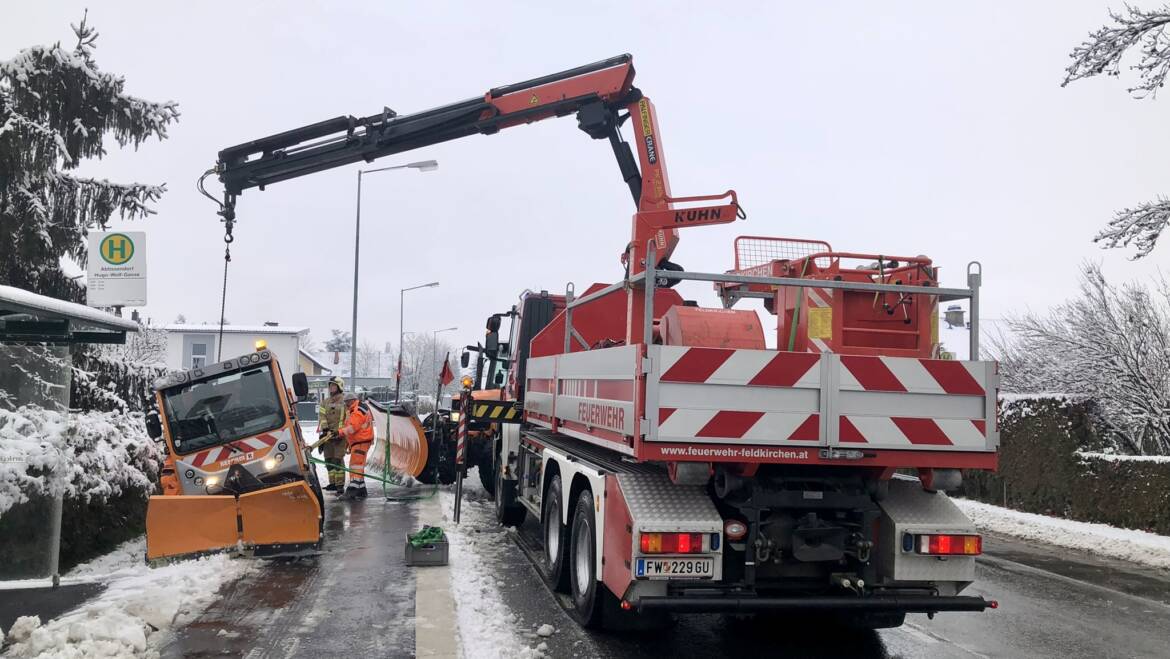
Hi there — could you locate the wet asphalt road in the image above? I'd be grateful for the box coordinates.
[162,492,418,659]
[463,484,1170,659]
[164,479,1170,659]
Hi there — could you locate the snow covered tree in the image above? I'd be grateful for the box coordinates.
[1063,5,1170,258]
[0,13,179,300]
[324,329,351,352]
[991,263,1170,455]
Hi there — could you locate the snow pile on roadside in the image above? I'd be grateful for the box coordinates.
[440,475,545,659]
[1075,450,1170,464]
[2,552,255,658]
[955,498,1170,570]
[65,537,147,580]
[0,406,161,515]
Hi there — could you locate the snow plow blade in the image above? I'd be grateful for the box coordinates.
[145,494,239,562]
[238,481,322,553]
[368,402,429,479]
[146,482,322,562]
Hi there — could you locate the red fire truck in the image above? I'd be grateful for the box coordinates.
[212,54,996,629]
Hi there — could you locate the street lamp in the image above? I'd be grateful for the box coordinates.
[397,282,440,401]
[349,160,438,391]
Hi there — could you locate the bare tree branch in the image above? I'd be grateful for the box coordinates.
[1094,196,1170,258]
[1063,5,1170,98]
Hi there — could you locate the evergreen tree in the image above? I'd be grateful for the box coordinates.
[0,12,179,300]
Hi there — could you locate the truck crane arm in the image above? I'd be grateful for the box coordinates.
[213,54,741,272]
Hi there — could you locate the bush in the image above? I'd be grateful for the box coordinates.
[962,395,1170,535]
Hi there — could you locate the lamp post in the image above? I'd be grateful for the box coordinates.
[397,282,439,401]
[349,160,438,392]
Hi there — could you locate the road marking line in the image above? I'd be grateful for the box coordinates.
[414,494,460,658]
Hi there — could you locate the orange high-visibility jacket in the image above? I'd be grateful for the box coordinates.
[339,400,375,447]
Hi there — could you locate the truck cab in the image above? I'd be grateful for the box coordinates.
[144,345,323,562]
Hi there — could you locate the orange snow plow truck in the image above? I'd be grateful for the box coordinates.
[143,345,324,562]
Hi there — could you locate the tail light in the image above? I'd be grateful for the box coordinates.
[914,533,981,556]
[640,532,704,554]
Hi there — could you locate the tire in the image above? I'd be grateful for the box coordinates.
[542,475,570,592]
[494,462,527,527]
[567,488,619,628]
[478,441,497,496]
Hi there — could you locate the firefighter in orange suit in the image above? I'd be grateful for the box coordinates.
[338,393,374,500]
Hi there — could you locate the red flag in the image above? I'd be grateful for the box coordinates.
[439,353,455,386]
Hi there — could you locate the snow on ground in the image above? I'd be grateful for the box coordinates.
[2,547,256,658]
[439,469,546,659]
[1075,450,1170,464]
[954,498,1170,570]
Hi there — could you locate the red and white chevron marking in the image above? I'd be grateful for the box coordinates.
[659,347,821,387]
[657,408,820,443]
[189,433,279,468]
[840,416,987,448]
[839,355,985,395]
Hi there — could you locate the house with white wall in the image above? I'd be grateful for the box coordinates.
[162,324,307,386]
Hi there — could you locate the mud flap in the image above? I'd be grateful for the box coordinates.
[238,481,322,549]
[146,494,239,562]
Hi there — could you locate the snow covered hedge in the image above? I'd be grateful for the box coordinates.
[962,396,1170,535]
[0,405,163,575]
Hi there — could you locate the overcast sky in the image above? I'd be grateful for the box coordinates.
[5,2,1168,355]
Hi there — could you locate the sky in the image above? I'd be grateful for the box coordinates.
[4,1,1168,356]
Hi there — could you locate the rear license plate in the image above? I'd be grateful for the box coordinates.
[635,556,713,579]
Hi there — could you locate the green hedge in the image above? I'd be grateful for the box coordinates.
[0,488,148,578]
[962,396,1170,535]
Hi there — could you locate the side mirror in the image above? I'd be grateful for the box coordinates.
[292,372,309,398]
[494,372,504,386]
[460,351,470,368]
[145,410,163,441]
[484,330,499,354]
[486,315,502,332]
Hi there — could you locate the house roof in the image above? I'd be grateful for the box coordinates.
[299,348,331,371]
[162,324,308,335]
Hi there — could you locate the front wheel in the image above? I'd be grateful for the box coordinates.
[494,460,527,527]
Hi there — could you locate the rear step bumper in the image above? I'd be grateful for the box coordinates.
[636,595,994,613]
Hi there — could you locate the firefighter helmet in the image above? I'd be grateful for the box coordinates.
[329,376,345,391]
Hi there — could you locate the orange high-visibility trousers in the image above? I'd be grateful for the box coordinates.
[349,440,372,482]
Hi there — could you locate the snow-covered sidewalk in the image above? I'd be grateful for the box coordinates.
[1,538,254,658]
[438,473,549,659]
[954,498,1170,571]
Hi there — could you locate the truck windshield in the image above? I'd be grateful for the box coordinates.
[163,365,285,454]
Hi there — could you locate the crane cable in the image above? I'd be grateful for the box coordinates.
[198,168,234,360]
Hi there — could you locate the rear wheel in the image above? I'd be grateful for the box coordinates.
[567,488,619,628]
[494,458,527,527]
[542,475,570,592]
[478,440,497,496]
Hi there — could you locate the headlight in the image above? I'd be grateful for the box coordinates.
[449,412,461,422]
[184,469,195,479]
[264,458,277,470]
[194,476,204,486]
[275,453,285,462]
[205,476,219,487]
[277,442,288,451]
